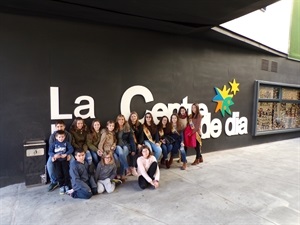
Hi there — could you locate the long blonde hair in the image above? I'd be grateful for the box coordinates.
[115,114,131,133]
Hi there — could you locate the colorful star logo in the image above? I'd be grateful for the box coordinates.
[229,79,240,95]
[213,79,240,117]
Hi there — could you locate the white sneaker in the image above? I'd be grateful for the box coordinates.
[64,186,70,193]
[59,187,65,195]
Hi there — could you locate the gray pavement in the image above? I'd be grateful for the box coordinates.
[1,138,299,225]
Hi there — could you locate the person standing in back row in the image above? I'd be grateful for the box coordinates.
[188,103,203,165]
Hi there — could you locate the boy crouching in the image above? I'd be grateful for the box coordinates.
[68,149,97,199]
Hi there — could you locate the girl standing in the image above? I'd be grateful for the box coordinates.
[188,103,203,165]
[178,106,189,134]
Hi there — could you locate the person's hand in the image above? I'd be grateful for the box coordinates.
[66,155,71,161]
[51,157,56,162]
[153,180,159,189]
[155,143,160,146]
[137,144,142,150]
[150,180,155,187]
[181,142,185,147]
[97,150,103,156]
[61,154,67,158]
[131,152,136,156]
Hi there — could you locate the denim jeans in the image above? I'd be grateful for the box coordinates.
[89,150,100,166]
[114,145,129,176]
[161,143,173,160]
[72,189,93,199]
[85,150,93,165]
[47,155,74,184]
[179,146,187,163]
[144,141,162,161]
[171,139,187,163]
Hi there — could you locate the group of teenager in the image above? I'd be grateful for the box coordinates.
[47,103,203,199]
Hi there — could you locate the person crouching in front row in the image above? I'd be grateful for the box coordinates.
[67,149,98,199]
[95,151,122,194]
[137,145,160,189]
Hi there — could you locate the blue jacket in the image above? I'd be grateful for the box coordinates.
[49,130,72,145]
[48,140,74,161]
[69,160,91,192]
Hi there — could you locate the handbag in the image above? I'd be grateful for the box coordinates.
[164,135,176,145]
[184,126,196,148]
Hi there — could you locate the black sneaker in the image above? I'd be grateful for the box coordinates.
[48,182,59,192]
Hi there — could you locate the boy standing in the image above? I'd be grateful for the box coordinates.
[67,149,97,199]
[48,130,73,195]
[47,120,72,192]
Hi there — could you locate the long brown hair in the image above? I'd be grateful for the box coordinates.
[128,111,141,127]
[178,106,188,119]
[143,112,157,134]
[89,119,101,142]
[157,116,171,134]
[170,114,181,132]
[70,117,88,132]
[140,145,153,159]
[191,103,201,119]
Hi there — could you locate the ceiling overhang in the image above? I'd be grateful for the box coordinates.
[0,0,279,36]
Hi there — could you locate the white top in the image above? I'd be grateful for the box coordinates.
[137,155,160,183]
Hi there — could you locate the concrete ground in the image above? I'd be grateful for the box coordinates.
[1,138,299,225]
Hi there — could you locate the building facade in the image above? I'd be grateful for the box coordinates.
[0,12,299,187]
